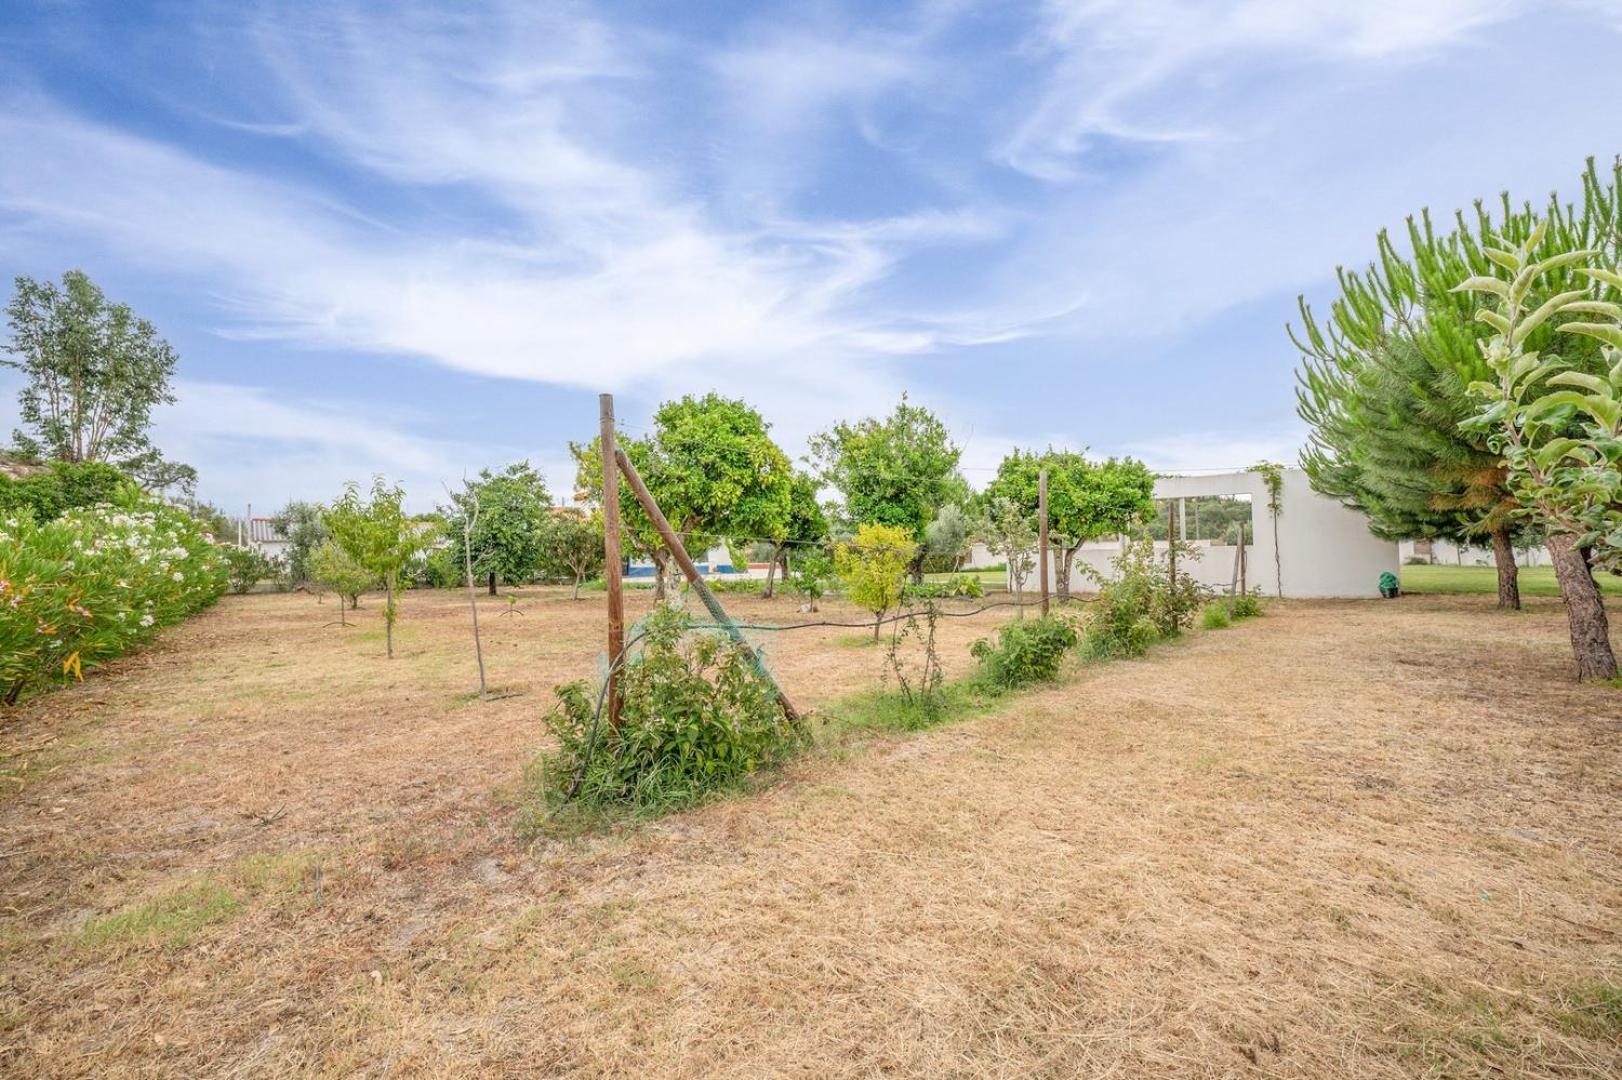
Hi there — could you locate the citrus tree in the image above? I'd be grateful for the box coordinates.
[835,523,915,640]
[441,462,551,595]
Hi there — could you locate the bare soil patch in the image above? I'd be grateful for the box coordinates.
[1,589,1619,1077]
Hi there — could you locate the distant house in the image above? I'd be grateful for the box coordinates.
[234,517,291,562]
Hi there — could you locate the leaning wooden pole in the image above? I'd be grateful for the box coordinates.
[614,447,802,725]
[599,394,626,730]
[1037,468,1050,617]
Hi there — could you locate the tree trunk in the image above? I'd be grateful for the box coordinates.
[763,542,783,598]
[487,571,497,596]
[572,574,582,601]
[385,579,396,659]
[873,613,882,641]
[1547,532,1617,681]
[1057,545,1076,600]
[909,548,926,585]
[651,550,669,603]
[1489,527,1521,611]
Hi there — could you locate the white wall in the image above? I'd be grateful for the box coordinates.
[1024,467,1398,599]
[1398,538,1549,567]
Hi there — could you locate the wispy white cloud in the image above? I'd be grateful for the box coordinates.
[1003,0,1524,179]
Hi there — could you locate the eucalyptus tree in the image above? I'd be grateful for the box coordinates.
[3,270,193,490]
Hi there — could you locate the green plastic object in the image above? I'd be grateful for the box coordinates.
[1379,571,1400,599]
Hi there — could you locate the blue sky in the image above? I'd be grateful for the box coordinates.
[4,0,1622,513]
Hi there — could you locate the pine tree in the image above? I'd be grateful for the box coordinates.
[1293,156,1621,610]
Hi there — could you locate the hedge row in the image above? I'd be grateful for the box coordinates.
[0,501,228,704]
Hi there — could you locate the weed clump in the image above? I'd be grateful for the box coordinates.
[970,615,1079,690]
[1080,537,1204,659]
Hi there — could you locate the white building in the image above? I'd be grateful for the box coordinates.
[1026,466,1399,599]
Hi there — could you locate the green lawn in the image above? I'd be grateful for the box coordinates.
[1400,563,1622,597]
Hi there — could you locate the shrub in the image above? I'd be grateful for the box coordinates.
[222,545,278,594]
[1081,537,1205,659]
[1201,602,1231,630]
[0,460,132,523]
[530,608,800,819]
[789,549,834,610]
[906,574,984,600]
[0,500,227,704]
[970,615,1079,690]
[836,523,915,639]
[1231,590,1263,619]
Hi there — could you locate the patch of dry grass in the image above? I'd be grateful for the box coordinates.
[1,587,1619,1076]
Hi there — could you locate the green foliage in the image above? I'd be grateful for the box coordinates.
[975,495,1036,599]
[922,504,972,571]
[1231,590,1264,619]
[531,607,799,819]
[905,574,984,600]
[983,449,1155,594]
[2,270,192,489]
[1201,603,1231,630]
[441,462,552,592]
[835,523,915,637]
[221,545,277,594]
[810,395,964,543]
[788,548,834,610]
[881,603,947,727]
[309,539,370,608]
[573,394,793,600]
[0,500,227,704]
[1293,159,1620,561]
[1456,228,1622,570]
[269,501,328,587]
[0,460,132,522]
[536,510,604,598]
[1080,537,1204,659]
[326,477,433,655]
[970,615,1079,690]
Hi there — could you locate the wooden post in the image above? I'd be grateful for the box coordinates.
[1037,469,1050,616]
[1239,520,1248,597]
[615,447,801,725]
[1167,499,1178,593]
[599,394,626,729]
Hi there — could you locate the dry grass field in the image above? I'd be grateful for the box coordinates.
[1,587,1620,1077]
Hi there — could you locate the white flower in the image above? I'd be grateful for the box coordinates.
[139,613,154,627]
[172,571,184,582]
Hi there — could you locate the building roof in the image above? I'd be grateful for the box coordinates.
[241,517,288,544]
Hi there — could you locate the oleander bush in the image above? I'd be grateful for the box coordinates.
[0,500,228,704]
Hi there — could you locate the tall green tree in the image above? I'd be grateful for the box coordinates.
[3,271,193,491]
[572,394,793,601]
[983,449,1155,599]
[975,494,1037,611]
[809,395,964,579]
[1292,157,1621,610]
[326,477,433,658]
[442,462,552,595]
